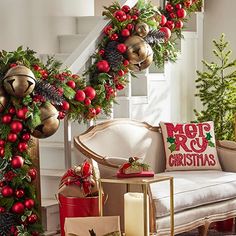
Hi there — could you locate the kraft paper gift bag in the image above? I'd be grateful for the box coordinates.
[64,216,121,236]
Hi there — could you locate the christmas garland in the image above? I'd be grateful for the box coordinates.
[0,0,202,235]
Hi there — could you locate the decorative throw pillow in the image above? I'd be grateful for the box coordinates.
[160,121,222,171]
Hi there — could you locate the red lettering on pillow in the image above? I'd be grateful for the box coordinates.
[175,134,191,152]
[165,123,184,137]
[190,137,208,153]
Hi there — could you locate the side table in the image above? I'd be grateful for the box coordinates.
[98,175,174,236]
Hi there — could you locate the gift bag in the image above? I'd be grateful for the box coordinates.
[64,216,121,236]
[58,161,101,236]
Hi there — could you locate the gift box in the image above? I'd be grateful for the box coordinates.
[64,216,121,236]
[58,161,101,236]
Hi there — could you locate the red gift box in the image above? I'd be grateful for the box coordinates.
[59,194,100,236]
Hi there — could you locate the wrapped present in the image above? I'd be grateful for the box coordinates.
[64,216,121,236]
[117,157,154,178]
[58,161,101,236]
[58,161,98,198]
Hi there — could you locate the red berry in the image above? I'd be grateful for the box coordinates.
[123,60,129,66]
[121,29,130,37]
[22,133,31,141]
[15,189,25,198]
[24,199,35,209]
[33,65,41,71]
[165,20,175,30]
[118,70,125,77]
[159,27,171,39]
[10,63,17,68]
[175,20,184,29]
[116,83,125,90]
[98,49,105,56]
[0,139,5,147]
[177,8,187,18]
[97,60,110,73]
[0,207,5,213]
[110,33,118,41]
[75,90,86,102]
[16,108,27,120]
[28,168,37,181]
[114,10,127,21]
[61,101,70,111]
[10,120,23,134]
[28,214,38,224]
[121,5,130,13]
[84,98,91,106]
[160,15,167,26]
[84,86,96,100]
[117,44,127,53]
[103,25,112,35]
[166,3,174,12]
[126,23,134,31]
[88,108,96,118]
[175,3,182,9]
[58,111,66,120]
[0,147,4,157]
[1,186,13,197]
[17,142,28,152]
[184,0,192,8]
[131,15,138,21]
[95,106,101,115]
[9,107,16,114]
[66,80,76,89]
[2,114,12,124]
[126,14,131,20]
[170,13,176,18]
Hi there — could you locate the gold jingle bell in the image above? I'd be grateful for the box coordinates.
[125,36,151,65]
[135,22,150,38]
[3,65,36,97]
[32,103,59,139]
[0,87,8,112]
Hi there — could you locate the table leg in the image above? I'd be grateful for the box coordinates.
[98,180,103,216]
[143,184,148,236]
[170,177,174,236]
[126,183,130,192]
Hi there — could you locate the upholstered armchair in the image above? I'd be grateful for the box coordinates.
[74,119,236,236]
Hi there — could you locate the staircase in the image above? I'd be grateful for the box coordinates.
[39,0,204,234]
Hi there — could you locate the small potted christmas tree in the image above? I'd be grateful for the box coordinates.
[194,34,236,141]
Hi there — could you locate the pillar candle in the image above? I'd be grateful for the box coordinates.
[124,192,149,236]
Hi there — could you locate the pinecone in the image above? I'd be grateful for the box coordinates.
[105,41,124,71]
[0,213,19,236]
[144,30,165,45]
[34,80,63,105]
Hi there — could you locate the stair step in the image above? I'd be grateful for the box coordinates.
[41,198,60,233]
[77,16,103,34]
[41,169,66,177]
[59,34,86,53]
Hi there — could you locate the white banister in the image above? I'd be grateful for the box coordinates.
[62,0,138,73]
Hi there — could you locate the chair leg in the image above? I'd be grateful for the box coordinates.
[198,222,210,236]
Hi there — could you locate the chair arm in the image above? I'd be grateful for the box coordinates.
[216,140,236,172]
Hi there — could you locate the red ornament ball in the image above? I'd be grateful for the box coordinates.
[117,43,127,53]
[110,33,118,41]
[10,120,23,134]
[88,108,96,118]
[103,25,112,35]
[58,111,66,120]
[7,133,18,142]
[15,189,25,198]
[12,202,25,214]
[123,60,129,66]
[11,156,24,169]
[121,29,130,37]
[175,3,182,9]
[121,5,130,13]
[126,23,134,31]
[131,15,138,21]
[22,133,31,141]
[1,186,13,197]
[97,60,110,73]
[170,13,176,19]
[17,142,28,152]
[160,15,167,26]
[9,107,16,114]
[0,139,5,147]
[166,3,174,12]
[84,86,96,100]
[84,98,91,106]
[16,108,27,120]
[61,101,70,111]
[2,114,12,124]
[24,199,35,209]
[0,147,5,157]
[0,206,5,213]
[160,27,172,39]
[175,20,184,29]
[177,8,187,18]
[165,20,175,30]
[114,10,127,21]
[66,80,76,89]
[75,90,86,102]
[28,168,37,181]
[95,106,101,115]
[28,214,38,224]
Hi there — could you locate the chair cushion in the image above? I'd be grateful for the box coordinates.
[151,171,236,217]
[159,121,221,171]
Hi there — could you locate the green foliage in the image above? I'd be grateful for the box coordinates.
[194,34,236,140]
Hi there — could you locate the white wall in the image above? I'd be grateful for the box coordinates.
[204,0,236,62]
[0,0,94,53]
